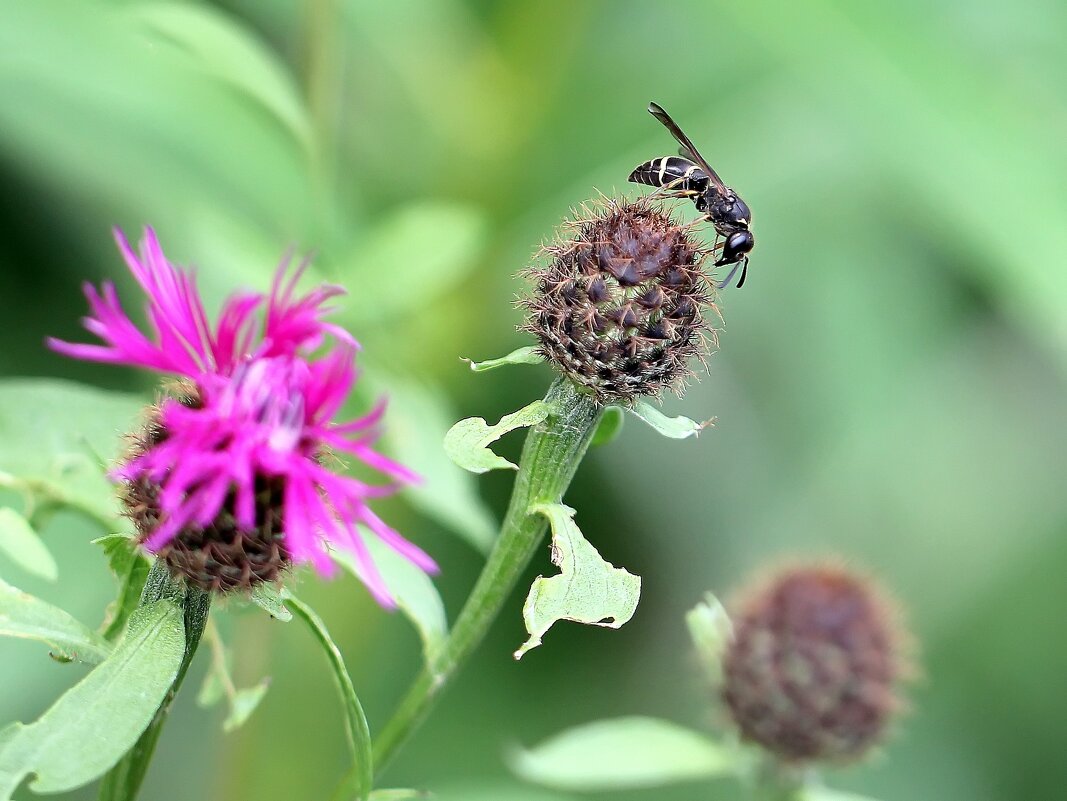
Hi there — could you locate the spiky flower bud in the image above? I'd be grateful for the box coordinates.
[721,562,911,763]
[522,198,717,404]
[121,390,290,594]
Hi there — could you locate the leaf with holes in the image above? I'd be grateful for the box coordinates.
[445,401,551,474]
[515,504,640,659]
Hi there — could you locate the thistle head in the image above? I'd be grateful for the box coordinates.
[522,198,718,404]
[721,561,912,764]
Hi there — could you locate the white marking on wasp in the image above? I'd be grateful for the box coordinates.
[657,156,668,184]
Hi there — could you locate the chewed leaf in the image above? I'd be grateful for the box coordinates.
[590,407,625,447]
[509,716,736,791]
[223,682,270,733]
[445,400,551,474]
[514,504,640,659]
[629,401,710,439]
[334,536,447,666]
[0,577,112,664]
[248,583,292,622]
[0,507,58,581]
[197,622,270,733]
[0,600,183,799]
[463,346,544,372]
[685,593,733,690]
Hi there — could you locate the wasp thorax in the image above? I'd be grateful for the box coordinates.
[721,563,911,764]
[522,199,717,404]
[121,389,291,594]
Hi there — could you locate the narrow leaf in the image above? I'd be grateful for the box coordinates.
[0,507,58,581]
[368,791,430,801]
[0,577,111,664]
[509,717,735,791]
[463,346,543,372]
[685,593,733,690]
[515,504,640,660]
[0,600,184,799]
[333,537,447,666]
[590,407,625,447]
[93,534,151,641]
[284,592,372,801]
[249,583,292,622]
[445,401,551,474]
[629,401,710,439]
[197,622,270,733]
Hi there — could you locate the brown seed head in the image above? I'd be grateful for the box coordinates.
[121,386,291,594]
[721,561,912,763]
[521,197,718,404]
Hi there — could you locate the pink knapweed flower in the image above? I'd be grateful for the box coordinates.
[49,227,435,603]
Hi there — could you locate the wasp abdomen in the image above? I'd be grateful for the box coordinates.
[628,156,709,194]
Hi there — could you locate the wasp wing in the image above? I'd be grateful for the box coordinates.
[648,101,727,192]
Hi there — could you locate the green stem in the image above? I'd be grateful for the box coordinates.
[369,378,602,779]
[97,560,211,801]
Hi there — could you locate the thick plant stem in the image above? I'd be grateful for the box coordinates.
[97,560,211,801]
[371,378,602,777]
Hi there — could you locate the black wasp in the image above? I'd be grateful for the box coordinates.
[629,102,754,288]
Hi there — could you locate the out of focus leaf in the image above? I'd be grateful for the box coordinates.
[445,401,551,474]
[0,380,143,526]
[509,716,735,791]
[686,593,733,691]
[431,785,576,801]
[628,401,708,440]
[334,537,447,666]
[463,346,543,372]
[374,374,496,552]
[368,791,428,801]
[337,203,488,323]
[249,583,292,622]
[798,786,881,801]
[284,592,372,801]
[0,508,57,582]
[0,600,183,799]
[514,504,640,659]
[590,407,625,447]
[128,3,313,154]
[0,577,112,665]
[197,623,270,733]
[92,534,150,642]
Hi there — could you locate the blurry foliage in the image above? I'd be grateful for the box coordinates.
[0,0,1065,800]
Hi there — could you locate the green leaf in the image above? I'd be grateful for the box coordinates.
[628,401,709,439]
[333,537,447,666]
[685,593,733,691]
[463,346,544,372]
[509,716,737,791]
[590,407,625,447]
[368,791,429,801]
[284,592,372,801]
[197,624,270,733]
[430,784,577,801]
[0,577,112,664]
[514,504,640,660]
[0,600,184,799]
[128,3,313,154]
[373,373,496,553]
[338,203,488,323]
[798,787,882,801]
[248,583,293,622]
[445,401,551,474]
[0,507,57,581]
[0,379,143,525]
[93,534,151,641]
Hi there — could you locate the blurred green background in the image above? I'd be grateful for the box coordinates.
[1,1,1066,799]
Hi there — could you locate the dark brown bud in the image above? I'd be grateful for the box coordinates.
[721,562,912,763]
[521,198,718,404]
[121,386,290,594]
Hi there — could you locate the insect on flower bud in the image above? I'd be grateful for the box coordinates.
[721,562,912,764]
[522,198,718,404]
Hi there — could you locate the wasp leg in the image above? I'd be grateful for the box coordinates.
[735,257,750,289]
[717,259,745,289]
